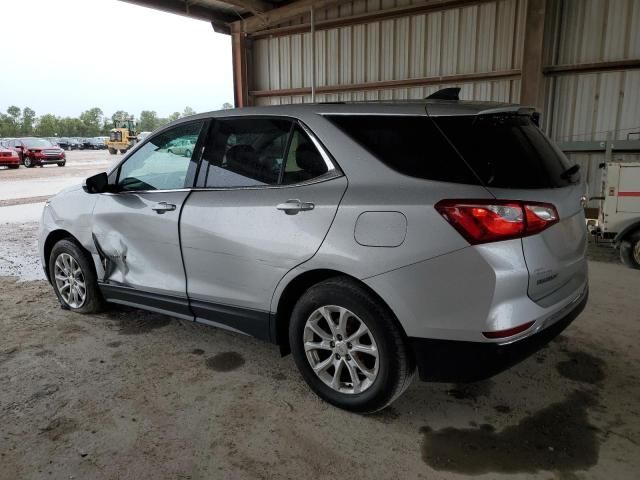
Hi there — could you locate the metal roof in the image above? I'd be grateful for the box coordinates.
[118,0,295,31]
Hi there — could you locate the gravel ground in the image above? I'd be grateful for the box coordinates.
[1,153,639,479]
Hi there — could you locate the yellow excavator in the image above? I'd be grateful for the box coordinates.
[106,118,137,155]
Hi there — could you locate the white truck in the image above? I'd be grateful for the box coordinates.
[594,161,640,268]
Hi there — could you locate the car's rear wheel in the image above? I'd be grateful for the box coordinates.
[108,148,117,155]
[23,157,34,168]
[185,149,192,158]
[57,162,65,167]
[289,277,415,413]
[620,229,640,269]
[49,239,104,314]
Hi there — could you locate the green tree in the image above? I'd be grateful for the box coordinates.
[139,110,160,131]
[22,107,36,135]
[167,112,181,122]
[58,117,85,137]
[111,110,130,124]
[79,107,103,136]
[36,114,59,137]
[182,106,196,117]
[6,106,21,136]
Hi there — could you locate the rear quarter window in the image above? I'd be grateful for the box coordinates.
[325,115,479,185]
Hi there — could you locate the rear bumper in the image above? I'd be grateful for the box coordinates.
[409,285,588,382]
[0,158,20,166]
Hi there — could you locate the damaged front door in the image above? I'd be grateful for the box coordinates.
[92,121,205,318]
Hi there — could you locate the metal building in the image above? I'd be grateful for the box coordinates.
[121,0,640,204]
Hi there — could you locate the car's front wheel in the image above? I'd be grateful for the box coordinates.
[23,157,34,168]
[289,277,415,413]
[57,162,66,167]
[49,239,104,313]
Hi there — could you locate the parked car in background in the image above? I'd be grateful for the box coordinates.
[0,142,21,169]
[68,138,83,150]
[39,97,588,413]
[8,137,65,167]
[166,136,197,157]
[86,137,106,150]
[57,138,70,150]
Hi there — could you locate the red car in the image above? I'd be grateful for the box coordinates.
[6,138,66,168]
[0,142,21,169]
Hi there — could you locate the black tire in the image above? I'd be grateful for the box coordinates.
[57,162,66,167]
[23,157,34,168]
[185,149,192,158]
[167,149,173,155]
[620,229,640,269]
[119,149,127,155]
[49,239,105,314]
[108,148,117,155]
[289,277,415,413]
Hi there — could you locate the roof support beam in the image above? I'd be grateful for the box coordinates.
[231,0,341,34]
[249,69,521,98]
[223,0,273,15]
[520,0,547,110]
[118,0,235,23]
[249,0,494,38]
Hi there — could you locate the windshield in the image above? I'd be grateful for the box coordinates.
[23,138,53,148]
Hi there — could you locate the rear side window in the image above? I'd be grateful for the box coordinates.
[326,115,478,185]
[433,114,572,189]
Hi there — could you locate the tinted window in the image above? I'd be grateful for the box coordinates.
[201,118,292,188]
[326,115,478,184]
[281,125,328,185]
[433,114,572,189]
[118,121,203,191]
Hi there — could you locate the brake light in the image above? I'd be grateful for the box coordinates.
[435,200,558,245]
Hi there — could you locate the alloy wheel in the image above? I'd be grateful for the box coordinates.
[54,253,87,309]
[303,305,379,394]
[634,240,640,265]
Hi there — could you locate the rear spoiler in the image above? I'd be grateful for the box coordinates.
[476,106,540,126]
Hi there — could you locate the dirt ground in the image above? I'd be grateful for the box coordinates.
[1,153,639,479]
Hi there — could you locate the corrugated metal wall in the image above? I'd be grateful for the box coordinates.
[547,0,640,142]
[252,0,527,105]
[249,0,640,205]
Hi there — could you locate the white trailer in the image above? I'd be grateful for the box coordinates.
[595,161,640,268]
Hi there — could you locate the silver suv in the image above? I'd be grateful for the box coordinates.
[39,96,588,413]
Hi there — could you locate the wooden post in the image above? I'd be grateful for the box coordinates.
[231,26,250,107]
[520,0,547,111]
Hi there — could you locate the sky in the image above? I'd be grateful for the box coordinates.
[0,0,234,119]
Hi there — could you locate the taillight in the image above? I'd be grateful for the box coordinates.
[435,200,558,245]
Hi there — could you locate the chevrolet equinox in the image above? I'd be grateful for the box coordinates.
[39,94,588,413]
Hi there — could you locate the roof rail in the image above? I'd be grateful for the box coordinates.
[426,87,461,101]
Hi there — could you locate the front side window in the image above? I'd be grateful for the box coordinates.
[117,122,203,192]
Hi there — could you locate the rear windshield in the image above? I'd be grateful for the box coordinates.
[432,114,572,189]
[327,113,572,189]
[326,115,478,184]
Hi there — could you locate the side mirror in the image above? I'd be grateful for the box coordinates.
[83,172,109,194]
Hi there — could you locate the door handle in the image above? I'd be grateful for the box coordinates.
[276,199,315,215]
[151,201,177,214]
